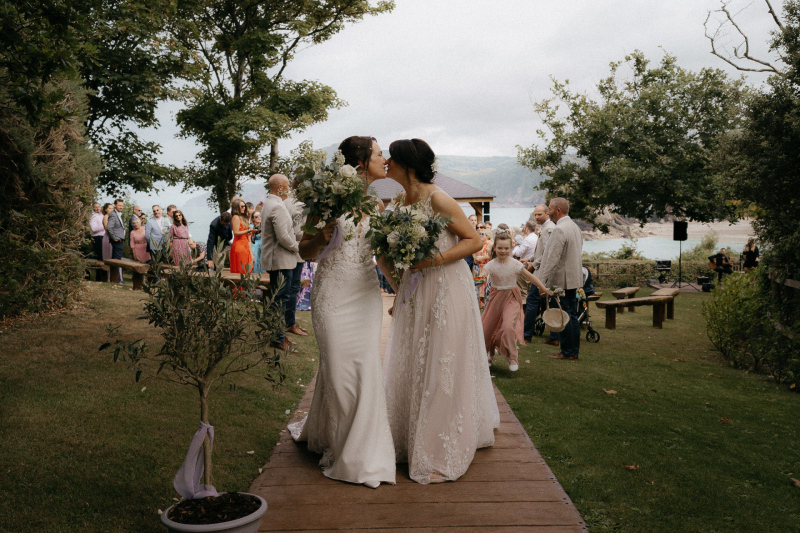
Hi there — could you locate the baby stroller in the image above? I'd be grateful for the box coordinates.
[531,267,600,343]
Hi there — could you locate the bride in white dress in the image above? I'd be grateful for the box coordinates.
[382,138,500,484]
[289,136,396,489]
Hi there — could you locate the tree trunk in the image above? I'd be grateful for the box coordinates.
[269,140,279,170]
[199,384,213,491]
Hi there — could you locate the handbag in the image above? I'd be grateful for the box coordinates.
[542,296,570,333]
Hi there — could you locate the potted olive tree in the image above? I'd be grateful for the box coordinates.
[101,248,286,532]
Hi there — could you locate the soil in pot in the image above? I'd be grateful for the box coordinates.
[168,492,261,525]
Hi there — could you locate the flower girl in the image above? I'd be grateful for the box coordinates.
[481,231,547,371]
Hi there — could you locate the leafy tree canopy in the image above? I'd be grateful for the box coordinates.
[517,51,747,229]
[174,0,394,211]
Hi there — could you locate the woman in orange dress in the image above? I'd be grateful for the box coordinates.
[472,223,493,309]
[229,198,255,273]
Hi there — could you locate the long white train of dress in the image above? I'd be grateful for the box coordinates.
[289,216,396,486]
[384,193,500,484]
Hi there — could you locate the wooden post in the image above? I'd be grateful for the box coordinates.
[605,307,616,330]
[110,266,119,283]
[628,295,636,313]
[653,303,665,328]
[666,298,675,320]
[132,272,144,291]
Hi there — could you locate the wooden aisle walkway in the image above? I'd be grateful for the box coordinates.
[250,295,587,532]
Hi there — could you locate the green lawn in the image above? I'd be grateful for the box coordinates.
[0,280,317,532]
[2,284,798,532]
[493,289,800,532]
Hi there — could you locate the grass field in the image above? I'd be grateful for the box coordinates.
[0,280,317,532]
[493,289,800,532]
[2,283,799,532]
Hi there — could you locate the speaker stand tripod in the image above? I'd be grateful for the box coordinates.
[671,240,697,290]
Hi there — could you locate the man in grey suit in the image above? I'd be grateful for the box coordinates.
[261,174,301,351]
[107,198,126,262]
[523,204,556,342]
[536,197,583,360]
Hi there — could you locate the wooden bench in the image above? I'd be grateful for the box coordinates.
[611,286,640,313]
[104,258,151,290]
[85,259,110,282]
[650,288,680,320]
[595,295,674,329]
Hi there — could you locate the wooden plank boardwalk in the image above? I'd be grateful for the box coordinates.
[250,295,587,532]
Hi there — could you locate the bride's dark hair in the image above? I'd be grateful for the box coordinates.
[388,139,436,184]
[338,136,376,170]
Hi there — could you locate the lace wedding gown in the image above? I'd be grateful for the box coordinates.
[289,216,396,486]
[384,192,500,484]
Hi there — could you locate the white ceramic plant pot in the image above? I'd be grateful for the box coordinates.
[160,494,267,533]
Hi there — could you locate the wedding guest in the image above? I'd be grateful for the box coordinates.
[742,238,760,273]
[284,180,308,337]
[129,216,150,262]
[101,203,113,261]
[473,222,492,309]
[166,204,177,223]
[188,239,207,271]
[464,214,479,271]
[107,198,126,283]
[128,205,143,235]
[468,214,478,229]
[296,261,314,311]
[230,198,256,273]
[89,202,105,260]
[260,174,301,351]
[206,212,232,269]
[251,211,263,273]
[245,202,255,224]
[485,220,494,240]
[513,219,538,310]
[169,210,191,265]
[537,197,584,361]
[145,205,171,261]
[482,232,548,371]
[524,204,556,343]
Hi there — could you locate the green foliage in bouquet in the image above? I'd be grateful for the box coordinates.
[294,150,377,235]
[369,199,451,284]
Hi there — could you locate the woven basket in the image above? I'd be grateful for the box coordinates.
[542,297,570,332]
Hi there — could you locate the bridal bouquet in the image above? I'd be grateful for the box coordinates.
[295,150,376,235]
[369,199,451,286]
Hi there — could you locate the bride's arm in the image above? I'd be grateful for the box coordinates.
[409,192,482,272]
[376,256,399,293]
[299,218,337,260]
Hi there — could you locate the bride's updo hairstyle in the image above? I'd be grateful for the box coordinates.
[338,136,376,170]
[389,138,436,184]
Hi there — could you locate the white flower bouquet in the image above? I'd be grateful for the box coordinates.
[295,150,376,235]
[369,198,451,285]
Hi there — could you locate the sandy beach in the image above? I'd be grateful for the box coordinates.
[582,219,755,244]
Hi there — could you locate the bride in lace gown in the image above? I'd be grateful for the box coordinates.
[289,136,395,489]
[382,139,500,484]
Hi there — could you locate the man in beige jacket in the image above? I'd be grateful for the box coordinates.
[261,174,301,351]
[536,197,583,360]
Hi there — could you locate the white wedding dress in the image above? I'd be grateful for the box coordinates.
[289,216,396,486]
[384,192,500,484]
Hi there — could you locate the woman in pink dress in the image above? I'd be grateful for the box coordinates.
[129,216,150,262]
[169,210,191,265]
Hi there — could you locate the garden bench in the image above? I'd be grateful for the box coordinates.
[650,288,680,319]
[595,295,674,330]
[611,286,640,313]
[104,258,150,290]
[86,259,110,282]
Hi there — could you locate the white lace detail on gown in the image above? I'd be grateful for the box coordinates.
[288,216,396,485]
[383,193,500,484]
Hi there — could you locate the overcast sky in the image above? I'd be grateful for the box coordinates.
[145,0,783,166]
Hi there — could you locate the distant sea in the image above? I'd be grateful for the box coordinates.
[127,191,746,262]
